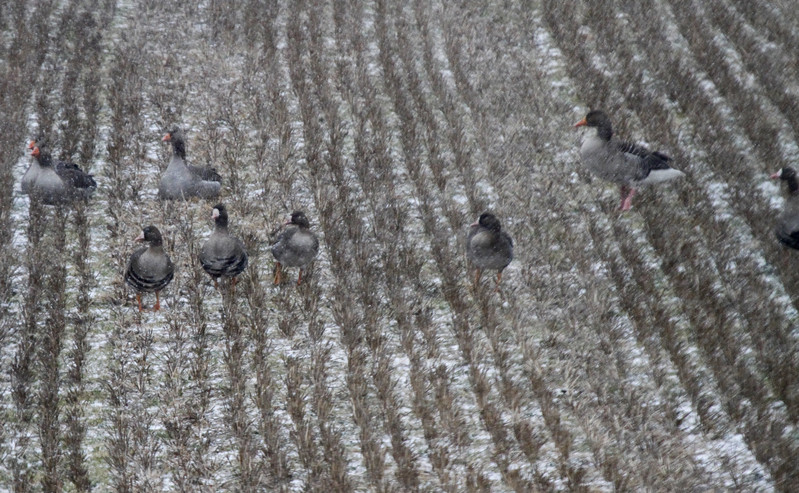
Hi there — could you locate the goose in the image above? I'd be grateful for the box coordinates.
[158,128,221,200]
[771,167,799,249]
[125,225,174,311]
[24,140,96,204]
[466,212,513,287]
[271,211,319,285]
[21,137,41,193]
[575,110,684,210]
[199,204,248,288]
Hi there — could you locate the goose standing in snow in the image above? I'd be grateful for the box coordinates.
[771,167,799,249]
[23,138,96,204]
[271,211,319,285]
[466,212,514,287]
[574,110,684,210]
[200,204,248,288]
[125,225,174,311]
[158,128,221,200]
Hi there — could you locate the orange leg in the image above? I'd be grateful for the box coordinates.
[136,293,143,312]
[495,271,503,292]
[213,277,219,289]
[297,268,303,285]
[154,291,161,311]
[473,267,482,286]
[274,262,282,285]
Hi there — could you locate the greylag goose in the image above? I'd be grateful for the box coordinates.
[24,140,96,204]
[466,212,513,287]
[21,137,41,193]
[574,110,684,210]
[125,225,174,311]
[771,167,799,249]
[200,204,248,288]
[271,211,319,285]
[158,128,221,200]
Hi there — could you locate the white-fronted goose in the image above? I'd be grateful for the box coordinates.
[200,204,248,288]
[125,225,174,311]
[271,211,319,285]
[575,110,684,210]
[158,128,221,200]
[466,212,513,287]
[771,167,799,249]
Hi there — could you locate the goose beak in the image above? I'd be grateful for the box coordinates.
[31,146,40,158]
[135,232,145,242]
[162,133,171,142]
[27,141,35,150]
[212,208,220,219]
[770,171,782,179]
[574,117,587,128]
[470,220,479,227]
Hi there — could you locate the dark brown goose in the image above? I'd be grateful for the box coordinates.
[466,212,513,287]
[771,167,799,249]
[200,204,248,288]
[271,211,319,285]
[125,225,174,311]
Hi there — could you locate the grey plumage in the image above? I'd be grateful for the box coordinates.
[771,167,799,249]
[23,139,96,204]
[466,212,513,286]
[125,225,174,311]
[271,211,319,284]
[158,128,221,200]
[200,204,248,286]
[575,110,684,210]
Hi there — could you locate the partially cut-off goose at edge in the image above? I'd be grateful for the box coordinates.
[574,110,685,211]
[158,128,221,200]
[466,212,513,289]
[771,167,799,249]
[200,204,249,289]
[125,225,175,311]
[271,211,319,285]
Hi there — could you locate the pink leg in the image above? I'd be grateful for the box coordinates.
[620,186,636,211]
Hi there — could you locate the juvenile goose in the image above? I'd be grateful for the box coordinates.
[125,225,174,311]
[200,204,248,288]
[158,128,221,200]
[771,167,799,249]
[466,212,514,287]
[575,110,684,210]
[25,140,96,204]
[271,211,319,285]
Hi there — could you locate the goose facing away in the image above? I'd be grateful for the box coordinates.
[771,167,799,249]
[200,204,248,288]
[466,212,513,287]
[158,128,221,200]
[125,225,174,311]
[574,110,684,210]
[271,211,319,285]
[24,140,96,204]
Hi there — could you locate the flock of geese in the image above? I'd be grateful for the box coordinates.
[18,110,799,310]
